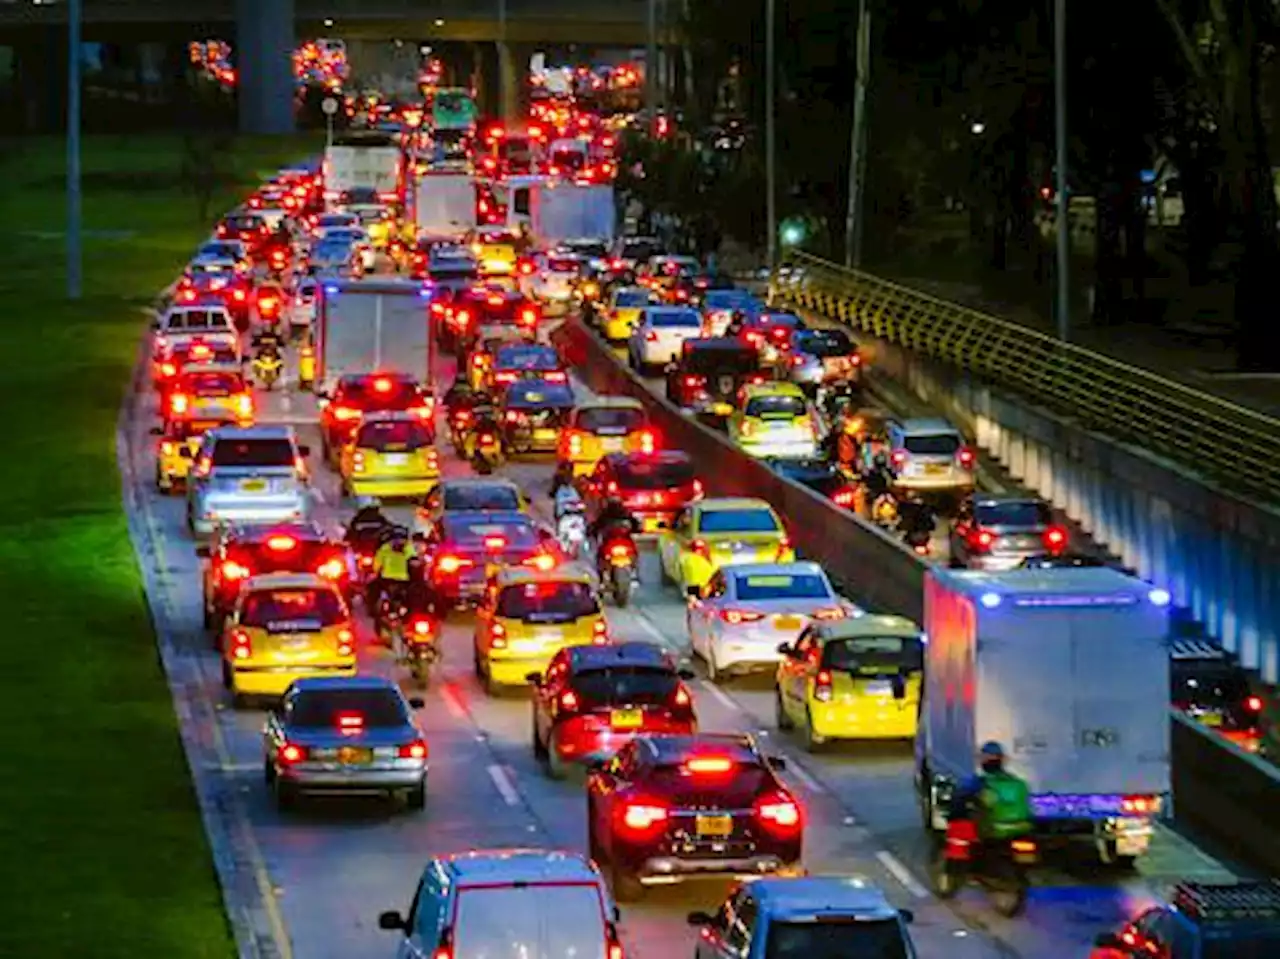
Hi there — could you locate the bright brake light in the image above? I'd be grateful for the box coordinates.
[968,529,995,551]
[685,756,733,774]
[620,802,669,832]
[435,554,473,574]
[399,740,428,760]
[1043,526,1067,550]
[1247,695,1264,712]
[755,793,802,830]
[1120,795,1161,816]
[316,558,345,580]
[637,428,657,454]
[331,406,361,422]
[170,393,189,414]
[277,742,306,764]
[957,447,976,469]
[720,609,764,625]
[890,450,908,468]
[265,534,296,551]
[373,376,393,393]
[336,711,363,730]
[482,535,507,550]
[230,629,252,659]
[221,560,251,580]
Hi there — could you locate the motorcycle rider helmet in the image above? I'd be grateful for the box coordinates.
[979,741,1005,771]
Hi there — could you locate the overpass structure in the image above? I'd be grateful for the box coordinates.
[2,0,671,132]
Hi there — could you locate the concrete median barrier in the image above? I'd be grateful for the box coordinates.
[553,315,1280,879]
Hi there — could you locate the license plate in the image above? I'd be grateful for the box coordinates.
[642,516,665,532]
[773,615,803,630]
[696,814,733,837]
[280,636,311,651]
[611,708,644,729]
[337,746,372,764]
[601,437,623,452]
[535,627,563,641]
[1199,712,1223,727]
[510,638,541,653]
[382,453,409,466]
[534,429,558,441]
[924,463,947,476]
[240,479,267,493]
[1115,834,1148,857]
[863,680,894,696]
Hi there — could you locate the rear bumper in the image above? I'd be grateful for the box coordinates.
[739,437,818,460]
[348,475,438,498]
[487,652,557,687]
[230,662,356,697]
[191,499,311,535]
[965,552,1037,571]
[810,705,917,740]
[893,475,973,493]
[280,764,427,793]
[635,853,801,884]
[554,718,694,762]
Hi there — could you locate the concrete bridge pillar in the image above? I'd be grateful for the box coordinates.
[236,0,295,134]
[497,41,517,122]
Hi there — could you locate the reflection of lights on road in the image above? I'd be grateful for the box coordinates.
[970,121,985,135]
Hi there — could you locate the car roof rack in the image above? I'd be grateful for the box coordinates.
[1172,881,1280,922]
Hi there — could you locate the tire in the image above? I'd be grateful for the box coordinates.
[532,713,548,760]
[274,779,298,812]
[803,709,826,752]
[775,688,794,731]
[545,730,569,780]
[610,566,630,608]
[405,780,427,811]
[221,659,233,690]
[410,657,430,690]
[930,855,960,900]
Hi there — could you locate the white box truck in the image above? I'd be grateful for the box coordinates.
[313,279,434,394]
[496,176,616,247]
[324,131,403,207]
[413,173,475,238]
[914,566,1172,864]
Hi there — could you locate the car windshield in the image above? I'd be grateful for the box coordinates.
[441,486,520,511]
[795,330,855,356]
[615,457,695,490]
[182,372,242,395]
[496,347,558,370]
[572,666,678,706]
[616,290,652,307]
[903,432,961,455]
[356,419,431,451]
[745,395,806,419]
[447,518,539,549]
[1171,661,1249,703]
[241,588,343,627]
[289,689,406,728]
[506,382,575,407]
[765,918,910,959]
[733,573,830,601]
[698,509,779,534]
[577,407,645,434]
[648,309,701,328]
[975,501,1051,527]
[822,635,924,674]
[211,438,295,468]
[496,580,598,620]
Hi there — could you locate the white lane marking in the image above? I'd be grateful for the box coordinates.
[875,850,929,899]
[440,682,468,720]
[698,680,739,713]
[631,608,680,651]
[780,756,826,795]
[487,763,522,807]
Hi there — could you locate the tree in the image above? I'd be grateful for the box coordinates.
[179,132,233,222]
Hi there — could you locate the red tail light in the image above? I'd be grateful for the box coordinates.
[637,429,658,454]
[754,792,802,831]
[159,362,177,377]
[592,620,609,643]
[398,739,428,760]
[720,608,765,625]
[265,534,296,552]
[221,560,251,580]
[170,393,189,414]
[891,450,908,468]
[336,711,363,731]
[957,447,975,469]
[544,371,567,383]
[813,669,833,702]
[672,684,692,710]
[230,629,252,660]
[336,628,354,657]
[685,756,734,774]
[690,539,710,559]
[412,618,436,638]
[608,542,635,561]
[195,454,212,478]
[776,535,792,559]
[454,309,471,327]
[495,372,518,386]
[519,307,538,325]
[968,528,995,552]
[489,621,507,649]
[1247,695,1264,712]
[812,607,846,620]
[944,818,979,860]
[331,405,361,422]
[277,742,306,764]
[832,487,857,507]
[619,801,669,833]
[178,289,197,303]
[558,689,579,712]
[232,288,246,302]
[482,535,507,550]
[644,330,658,342]
[691,479,704,499]
[316,557,345,580]
[1120,795,1161,816]
[682,374,706,389]
[1043,526,1067,551]
[434,554,473,575]
[914,543,930,556]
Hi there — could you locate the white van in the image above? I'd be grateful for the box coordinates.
[379,848,622,959]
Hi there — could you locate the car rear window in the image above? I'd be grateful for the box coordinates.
[686,346,759,375]
[168,310,229,330]
[577,407,645,434]
[506,382,575,407]
[182,372,243,395]
[572,665,678,705]
[795,330,855,356]
[744,395,806,419]
[697,508,780,534]
[648,309,701,328]
[441,486,520,511]
[497,346,558,370]
[975,501,1052,527]
[452,885,606,958]
[317,214,356,229]
[616,290,652,307]
[342,188,379,204]
[733,573,829,601]
[621,239,658,260]
[615,457,695,489]
[547,257,582,273]
[903,432,961,455]
[765,918,910,959]
[822,635,924,674]
[1171,661,1250,702]
[447,518,540,550]
[356,419,431,450]
[551,149,587,169]
[211,438,295,468]
[497,580,598,620]
[241,588,343,627]
[289,689,406,728]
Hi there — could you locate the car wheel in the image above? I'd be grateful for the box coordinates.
[610,862,645,902]
[532,711,548,760]
[274,779,297,812]
[220,659,232,690]
[775,688,794,731]
[202,597,215,630]
[484,669,503,697]
[658,553,673,585]
[263,759,275,785]
[406,780,427,811]
[706,647,723,684]
[803,709,826,753]
[232,692,251,710]
[546,731,569,780]
[473,647,484,679]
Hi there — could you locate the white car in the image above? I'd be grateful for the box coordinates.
[527,253,583,312]
[686,561,857,681]
[289,279,317,333]
[315,226,376,271]
[627,306,703,373]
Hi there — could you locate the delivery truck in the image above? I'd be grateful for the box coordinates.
[914,566,1172,865]
[495,176,616,246]
[324,131,403,207]
[313,279,434,394]
[413,173,476,237]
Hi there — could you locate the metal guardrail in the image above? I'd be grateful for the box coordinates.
[771,250,1280,505]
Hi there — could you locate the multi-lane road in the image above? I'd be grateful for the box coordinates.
[120,283,1239,958]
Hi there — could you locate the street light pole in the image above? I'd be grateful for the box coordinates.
[1053,0,1070,340]
[498,0,509,120]
[66,0,83,300]
[765,0,777,268]
[843,0,871,268]
[646,0,658,131]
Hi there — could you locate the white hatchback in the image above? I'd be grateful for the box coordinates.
[628,306,703,373]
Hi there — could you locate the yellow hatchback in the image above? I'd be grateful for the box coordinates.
[658,497,794,593]
[154,418,230,494]
[557,397,656,477]
[603,286,656,342]
[775,615,924,751]
[473,564,608,695]
[339,411,440,500]
[727,381,818,460]
[470,227,521,275]
[221,573,357,706]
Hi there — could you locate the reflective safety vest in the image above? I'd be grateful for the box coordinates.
[373,542,413,581]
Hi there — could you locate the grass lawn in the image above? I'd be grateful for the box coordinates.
[0,133,319,957]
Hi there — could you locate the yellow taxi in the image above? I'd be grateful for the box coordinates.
[469,226,521,275]
[167,364,254,428]
[473,564,608,695]
[602,286,657,342]
[221,573,357,705]
[775,615,923,750]
[658,497,794,593]
[726,381,818,460]
[557,397,656,477]
[339,411,440,499]
[153,418,232,494]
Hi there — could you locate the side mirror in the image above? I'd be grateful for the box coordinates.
[407,696,425,709]
[776,641,793,656]
[686,911,714,926]
[149,426,164,436]
[525,671,542,685]
[767,755,787,770]
[297,444,311,457]
[677,668,696,680]
[194,545,211,559]
[899,908,914,923]
[377,910,406,931]
[685,585,701,601]
[1094,933,1123,949]
[612,905,621,922]
[179,447,196,459]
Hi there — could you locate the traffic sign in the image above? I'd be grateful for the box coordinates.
[322,97,339,116]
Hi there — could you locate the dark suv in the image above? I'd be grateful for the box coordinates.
[666,337,763,416]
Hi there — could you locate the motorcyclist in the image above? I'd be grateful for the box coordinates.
[548,461,575,501]
[370,525,416,614]
[589,496,639,542]
[949,742,1034,845]
[462,392,500,460]
[346,498,390,546]
[897,493,937,542]
[862,450,895,503]
[251,325,284,358]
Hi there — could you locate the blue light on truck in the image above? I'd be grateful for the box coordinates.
[1148,588,1171,607]
[979,592,1002,609]
[324,284,339,295]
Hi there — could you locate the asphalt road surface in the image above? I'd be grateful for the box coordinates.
[121,305,1238,959]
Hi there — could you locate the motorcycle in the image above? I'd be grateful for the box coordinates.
[448,408,473,456]
[400,614,441,689]
[557,508,587,559]
[470,425,504,475]
[253,347,284,391]
[598,531,638,607]
[905,528,932,556]
[375,583,411,647]
[871,492,899,528]
[931,820,1036,917]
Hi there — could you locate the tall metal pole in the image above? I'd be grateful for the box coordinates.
[1053,0,1070,340]
[765,0,777,268]
[843,0,870,268]
[66,0,83,300]
[498,0,509,120]
[646,0,658,131]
